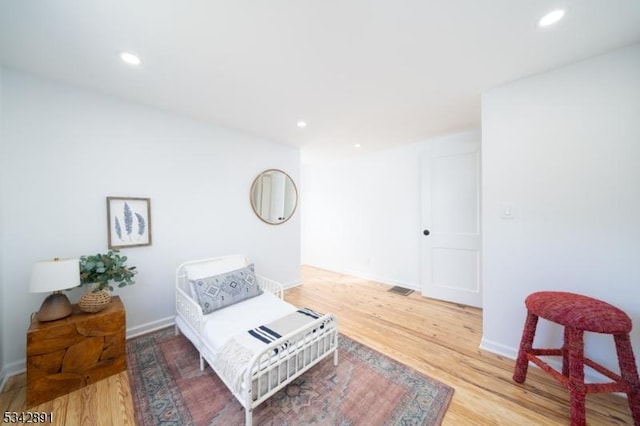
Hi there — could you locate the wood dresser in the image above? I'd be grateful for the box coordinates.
[26,296,126,408]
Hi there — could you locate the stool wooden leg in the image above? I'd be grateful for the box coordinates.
[613,334,640,425]
[513,312,538,383]
[567,327,586,426]
[562,326,570,377]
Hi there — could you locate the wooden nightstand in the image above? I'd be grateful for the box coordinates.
[26,296,126,408]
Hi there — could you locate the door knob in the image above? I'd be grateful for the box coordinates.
[423,229,430,236]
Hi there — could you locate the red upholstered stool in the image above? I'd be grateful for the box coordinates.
[513,291,640,426]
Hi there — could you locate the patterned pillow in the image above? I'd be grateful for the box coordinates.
[190,264,263,314]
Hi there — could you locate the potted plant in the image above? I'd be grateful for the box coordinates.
[78,249,137,312]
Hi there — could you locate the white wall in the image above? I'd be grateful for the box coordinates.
[301,130,480,289]
[0,66,5,387]
[0,69,301,372]
[481,44,640,372]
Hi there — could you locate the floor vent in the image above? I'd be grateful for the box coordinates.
[388,286,414,296]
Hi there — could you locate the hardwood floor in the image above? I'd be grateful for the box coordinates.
[0,371,134,426]
[287,267,634,426]
[1,265,634,425]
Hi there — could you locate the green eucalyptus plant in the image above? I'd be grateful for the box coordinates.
[79,249,137,291]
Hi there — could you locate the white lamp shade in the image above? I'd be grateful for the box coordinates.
[29,258,81,293]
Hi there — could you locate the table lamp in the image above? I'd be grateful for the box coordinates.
[30,257,80,322]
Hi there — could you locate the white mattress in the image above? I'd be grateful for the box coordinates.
[201,291,297,352]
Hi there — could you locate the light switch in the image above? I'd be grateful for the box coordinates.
[501,202,515,219]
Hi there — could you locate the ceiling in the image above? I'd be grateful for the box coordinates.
[1,1,639,162]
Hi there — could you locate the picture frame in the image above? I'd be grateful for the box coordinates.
[107,197,152,249]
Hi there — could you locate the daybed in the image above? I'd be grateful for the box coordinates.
[175,255,338,426]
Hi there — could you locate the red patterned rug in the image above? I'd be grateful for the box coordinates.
[127,327,453,425]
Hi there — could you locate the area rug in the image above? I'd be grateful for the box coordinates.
[127,327,453,425]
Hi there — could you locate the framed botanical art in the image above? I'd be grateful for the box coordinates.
[107,197,152,249]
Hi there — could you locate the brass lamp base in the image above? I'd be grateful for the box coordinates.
[36,291,73,322]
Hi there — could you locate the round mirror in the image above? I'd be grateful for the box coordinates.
[250,169,298,225]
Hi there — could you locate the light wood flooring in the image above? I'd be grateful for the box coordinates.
[1,265,634,425]
[291,267,634,425]
[0,371,134,426]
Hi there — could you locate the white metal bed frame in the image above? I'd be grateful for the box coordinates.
[175,256,339,426]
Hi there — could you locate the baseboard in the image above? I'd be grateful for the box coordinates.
[479,337,519,359]
[0,316,178,392]
[283,279,301,290]
[303,263,420,291]
[348,270,420,291]
[0,359,27,393]
[479,337,618,386]
[126,316,176,339]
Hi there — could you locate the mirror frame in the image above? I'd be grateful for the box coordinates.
[249,169,298,225]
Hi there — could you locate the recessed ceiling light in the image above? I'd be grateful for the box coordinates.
[120,52,141,66]
[354,144,361,148]
[297,121,307,128]
[538,9,565,27]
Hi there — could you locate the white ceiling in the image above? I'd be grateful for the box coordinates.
[1,1,639,162]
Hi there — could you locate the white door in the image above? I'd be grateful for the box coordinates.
[421,139,481,307]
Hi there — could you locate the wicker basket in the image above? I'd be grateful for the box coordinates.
[78,289,112,313]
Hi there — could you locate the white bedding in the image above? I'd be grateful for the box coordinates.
[201,291,297,352]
